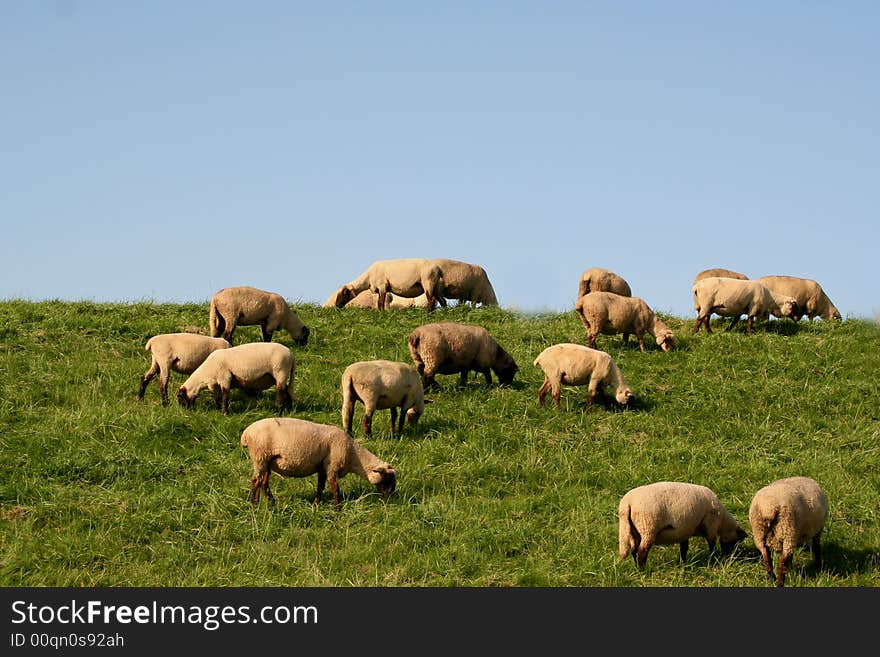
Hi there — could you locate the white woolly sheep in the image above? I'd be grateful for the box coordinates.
[177,341,294,415]
[341,360,425,437]
[240,417,397,509]
[574,291,675,352]
[692,276,799,335]
[332,258,445,310]
[692,268,749,286]
[577,267,632,299]
[430,258,499,307]
[137,333,231,405]
[533,343,633,409]
[324,288,431,309]
[748,476,829,587]
[408,322,519,390]
[618,481,747,569]
[756,275,842,321]
[209,286,310,345]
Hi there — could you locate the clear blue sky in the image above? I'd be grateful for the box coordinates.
[2,2,877,318]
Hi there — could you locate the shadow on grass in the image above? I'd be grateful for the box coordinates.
[729,541,878,582]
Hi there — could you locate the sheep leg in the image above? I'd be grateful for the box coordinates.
[587,332,598,349]
[725,315,739,331]
[377,290,388,310]
[137,363,159,401]
[537,379,552,407]
[250,473,262,504]
[757,541,774,581]
[314,471,326,504]
[329,474,341,509]
[390,407,399,436]
[777,551,793,588]
[679,540,689,563]
[222,320,237,344]
[746,316,754,335]
[459,370,469,387]
[396,407,406,436]
[220,387,230,415]
[811,534,822,570]
[362,407,374,437]
[637,334,646,352]
[622,332,630,347]
[158,366,171,406]
[260,323,273,342]
[277,383,292,414]
[261,470,274,505]
[636,539,653,569]
[482,369,493,386]
[211,385,222,409]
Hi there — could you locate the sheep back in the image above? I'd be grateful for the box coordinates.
[408,321,518,387]
[693,268,749,286]
[756,275,841,321]
[431,258,499,306]
[618,481,745,568]
[577,267,632,299]
[748,476,828,586]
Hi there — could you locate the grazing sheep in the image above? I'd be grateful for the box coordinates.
[430,258,499,307]
[756,275,842,321]
[332,258,445,310]
[574,291,675,352]
[341,360,425,437]
[136,333,232,405]
[408,322,519,390]
[577,267,632,299]
[692,277,799,335]
[618,481,747,569]
[177,341,294,415]
[749,476,829,587]
[533,343,633,409]
[240,417,397,509]
[693,268,749,286]
[209,286,310,345]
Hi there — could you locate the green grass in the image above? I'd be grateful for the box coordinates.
[1,300,878,586]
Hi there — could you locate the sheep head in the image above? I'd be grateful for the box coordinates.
[493,348,519,387]
[778,296,799,319]
[334,286,356,308]
[367,463,397,495]
[177,386,194,409]
[721,526,748,555]
[616,387,634,408]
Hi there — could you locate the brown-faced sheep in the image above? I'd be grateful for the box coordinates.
[332,258,445,310]
[209,286,310,345]
[408,322,519,390]
[533,343,633,409]
[618,481,747,569]
[430,258,498,307]
[692,277,799,335]
[341,360,425,437]
[577,267,632,299]
[574,291,675,352]
[177,341,294,415]
[692,268,749,286]
[756,275,842,321]
[137,333,231,405]
[749,476,829,587]
[241,417,397,510]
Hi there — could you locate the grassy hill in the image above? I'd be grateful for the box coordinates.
[1,300,878,586]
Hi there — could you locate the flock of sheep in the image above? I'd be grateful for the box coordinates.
[136,257,842,587]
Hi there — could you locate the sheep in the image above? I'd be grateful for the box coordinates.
[692,268,749,286]
[430,258,499,307]
[618,481,747,569]
[407,321,519,390]
[240,417,397,509]
[576,267,632,299]
[323,288,432,309]
[332,258,446,310]
[341,360,425,437]
[748,476,829,587]
[136,333,232,405]
[209,286,310,345]
[574,291,675,352]
[692,276,799,335]
[176,341,294,415]
[533,343,633,409]
[756,275,842,321]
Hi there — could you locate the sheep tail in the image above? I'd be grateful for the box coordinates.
[341,371,356,434]
[145,336,155,351]
[240,428,250,447]
[209,300,226,338]
[618,503,636,561]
